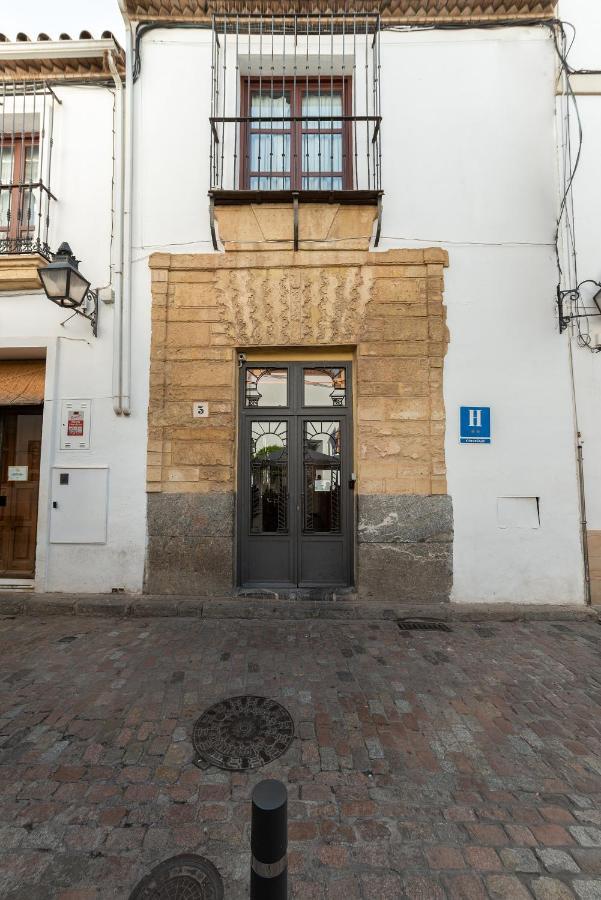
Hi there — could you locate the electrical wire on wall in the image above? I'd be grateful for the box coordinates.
[552,20,601,352]
[131,13,599,348]
[386,16,598,351]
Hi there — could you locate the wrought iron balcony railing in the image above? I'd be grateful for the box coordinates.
[209,13,382,200]
[0,80,59,260]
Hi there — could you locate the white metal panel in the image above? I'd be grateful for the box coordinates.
[49,467,108,544]
[497,497,540,529]
[60,399,91,450]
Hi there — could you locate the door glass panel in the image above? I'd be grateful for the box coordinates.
[250,421,288,533]
[14,414,42,480]
[303,420,341,533]
[250,90,291,129]
[21,145,39,232]
[302,92,343,129]
[304,367,346,407]
[246,367,288,407]
[0,147,13,229]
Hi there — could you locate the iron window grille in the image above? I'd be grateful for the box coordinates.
[0,80,58,260]
[209,13,382,198]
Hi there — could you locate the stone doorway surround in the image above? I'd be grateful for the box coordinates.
[146,202,452,602]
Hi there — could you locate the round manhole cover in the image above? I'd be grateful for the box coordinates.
[129,854,223,900]
[192,695,294,771]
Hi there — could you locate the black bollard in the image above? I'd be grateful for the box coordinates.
[251,779,288,899]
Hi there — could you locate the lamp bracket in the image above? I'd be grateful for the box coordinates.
[557,280,601,335]
[64,290,98,336]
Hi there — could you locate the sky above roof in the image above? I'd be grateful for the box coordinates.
[2,0,125,42]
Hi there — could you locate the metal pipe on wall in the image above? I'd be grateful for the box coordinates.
[107,49,125,417]
[116,1,135,417]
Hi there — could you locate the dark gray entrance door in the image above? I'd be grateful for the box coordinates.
[238,362,353,588]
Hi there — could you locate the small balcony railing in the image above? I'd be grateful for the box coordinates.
[209,13,382,201]
[0,80,59,260]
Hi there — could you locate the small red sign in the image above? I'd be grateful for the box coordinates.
[67,412,84,437]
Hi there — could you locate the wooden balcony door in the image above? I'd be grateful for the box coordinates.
[0,406,43,578]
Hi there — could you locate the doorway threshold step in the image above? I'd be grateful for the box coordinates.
[236,588,358,602]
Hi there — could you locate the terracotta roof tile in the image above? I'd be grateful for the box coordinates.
[0,33,125,82]
[123,0,557,23]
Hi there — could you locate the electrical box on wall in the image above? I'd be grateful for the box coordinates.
[60,400,91,450]
[49,466,108,544]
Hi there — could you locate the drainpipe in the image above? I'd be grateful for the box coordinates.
[107,49,125,416]
[115,3,135,416]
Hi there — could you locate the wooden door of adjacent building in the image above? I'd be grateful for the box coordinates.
[0,406,43,578]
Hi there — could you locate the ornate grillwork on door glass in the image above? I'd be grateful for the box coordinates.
[250,421,288,533]
[245,367,288,407]
[303,420,341,533]
[304,367,346,406]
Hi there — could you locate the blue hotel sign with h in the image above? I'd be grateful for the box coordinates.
[460,406,491,444]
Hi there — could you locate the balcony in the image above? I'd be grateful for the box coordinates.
[208,13,382,248]
[0,80,58,288]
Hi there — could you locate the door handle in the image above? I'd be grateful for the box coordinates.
[52,501,58,509]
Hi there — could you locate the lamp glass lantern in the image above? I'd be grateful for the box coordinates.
[38,242,91,309]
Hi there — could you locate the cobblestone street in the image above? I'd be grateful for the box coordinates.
[1,613,601,899]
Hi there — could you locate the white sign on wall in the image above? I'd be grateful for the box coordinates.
[7,466,28,482]
[60,400,91,450]
[192,401,209,419]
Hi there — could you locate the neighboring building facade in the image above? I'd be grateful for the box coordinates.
[0,35,147,592]
[557,1,601,605]
[1,1,598,605]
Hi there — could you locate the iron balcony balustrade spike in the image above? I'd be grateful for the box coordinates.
[0,79,59,258]
[0,236,52,259]
[557,280,601,338]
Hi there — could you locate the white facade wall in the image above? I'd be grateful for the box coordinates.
[558,1,601,543]
[133,23,585,604]
[0,84,147,592]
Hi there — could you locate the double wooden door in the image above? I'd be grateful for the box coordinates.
[238,363,353,589]
[0,406,42,578]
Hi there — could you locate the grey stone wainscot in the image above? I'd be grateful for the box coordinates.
[357,494,453,602]
[145,492,234,595]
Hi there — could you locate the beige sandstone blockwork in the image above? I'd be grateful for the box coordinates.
[214,203,378,251]
[148,205,449,498]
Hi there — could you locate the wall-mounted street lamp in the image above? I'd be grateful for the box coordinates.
[37,242,99,336]
[557,280,601,341]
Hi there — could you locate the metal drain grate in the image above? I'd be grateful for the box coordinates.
[129,854,223,900]
[192,695,294,771]
[397,620,451,632]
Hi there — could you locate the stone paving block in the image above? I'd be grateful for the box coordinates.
[574,881,601,899]
[500,847,540,872]
[446,873,488,899]
[572,828,601,848]
[1,617,601,896]
[538,849,582,874]
[486,873,534,898]
[532,877,578,898]
[402,874,447,899]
